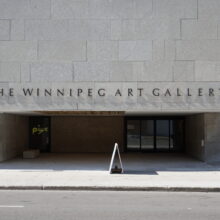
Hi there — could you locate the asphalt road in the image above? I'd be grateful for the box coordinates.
[0,190,220,220]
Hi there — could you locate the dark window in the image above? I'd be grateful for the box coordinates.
[156,120,170,151]
[127,120,140,151]
[126,117,184,152]
[141,120,154,150]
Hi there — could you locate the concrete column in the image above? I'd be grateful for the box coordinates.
[204,113,220,162]
[185,114,205,161]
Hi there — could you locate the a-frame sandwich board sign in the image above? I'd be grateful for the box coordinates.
[109,143,124,174]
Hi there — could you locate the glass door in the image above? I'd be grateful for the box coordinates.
[127,120,140,151]
[29,117,50,152]
[126,117,184,152]
[156,120,170,151]
[141,120,154,151]
[170,119,184,151]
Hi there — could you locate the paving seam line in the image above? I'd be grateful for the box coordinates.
[0,186,220,192]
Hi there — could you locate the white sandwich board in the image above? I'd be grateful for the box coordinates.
[109,143,124,174]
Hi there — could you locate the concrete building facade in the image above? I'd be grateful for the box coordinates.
[0,0,220,162]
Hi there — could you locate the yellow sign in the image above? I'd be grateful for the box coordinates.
[32,127,48,135]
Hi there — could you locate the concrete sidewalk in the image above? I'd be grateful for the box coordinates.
[0,153,220,192]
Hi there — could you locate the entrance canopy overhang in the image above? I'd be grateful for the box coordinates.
[1,110,220,117]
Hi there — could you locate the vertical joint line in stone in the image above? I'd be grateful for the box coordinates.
[24,20,26,41]
[197,0,199,19]
[217,24,219,39]
[192,60,195,81]
[152,0,154,12]
[87,0,89,13]
[9,19,12,41]
[117,40,119,61]
[72,63,74,81]
[133,0,136,14]
[108,65,110,81]
[163,40,165,60]
[85,40,88,62]
[28,63,31,82]
[151,40,153,61]
[110,19,113,40]
[37,41,39,61]
[50,0,52,19]
[152,40,154,60]
[171,61,174,82]
[164,40,167,60]
[19,63,21,83]
[174,40,177,61]
[30,63,32,82]
[179,19,182,40]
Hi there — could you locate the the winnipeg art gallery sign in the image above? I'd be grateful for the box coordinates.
[0,82,220,111]
[0,86,219,97]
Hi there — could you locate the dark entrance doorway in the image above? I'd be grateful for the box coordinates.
[126,117,184,152]
[29,117,51,152]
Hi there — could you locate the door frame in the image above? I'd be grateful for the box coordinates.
[125,116,185,153]
[29,116,51,152]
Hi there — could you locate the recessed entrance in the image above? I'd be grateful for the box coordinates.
[0,111,216,163]
[126,117,184,152]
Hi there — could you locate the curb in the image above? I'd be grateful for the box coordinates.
[0,186,220,192]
